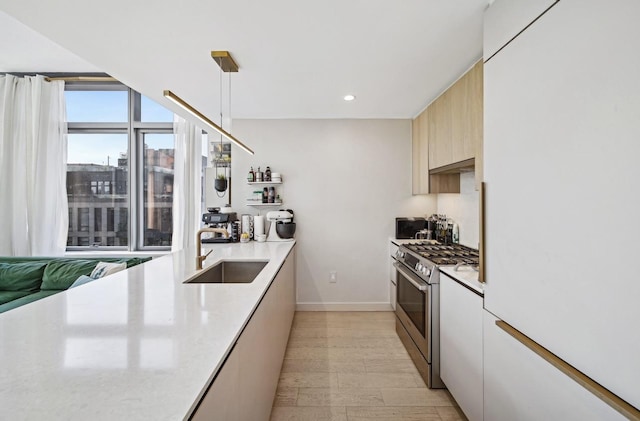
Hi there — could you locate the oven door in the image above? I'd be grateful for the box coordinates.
[394,262,431,361]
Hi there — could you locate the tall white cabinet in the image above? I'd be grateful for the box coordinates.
[483,0,640,415]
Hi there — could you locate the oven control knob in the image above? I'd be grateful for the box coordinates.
[416,263,422,272]
[425,268,431,276]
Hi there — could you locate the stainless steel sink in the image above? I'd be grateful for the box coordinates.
[185,261,268,284]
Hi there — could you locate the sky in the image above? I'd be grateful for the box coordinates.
[66,91,181,165]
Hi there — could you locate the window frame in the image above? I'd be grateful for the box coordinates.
[65,81,174,252]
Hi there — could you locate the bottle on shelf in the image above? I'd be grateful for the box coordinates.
[265,166,272,182]
[262,187,268,203]
[248,166,255,182]
[268,186,275,203]
[256,167,263,182]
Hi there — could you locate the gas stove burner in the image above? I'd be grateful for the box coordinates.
[404,243,479,266]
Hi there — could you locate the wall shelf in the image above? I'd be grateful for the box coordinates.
[247,181,282,185]
[245,202,283,207]
[247,172,283,207]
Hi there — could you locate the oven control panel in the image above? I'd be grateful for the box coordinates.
[415,263,431,277]
[397,248,434,282]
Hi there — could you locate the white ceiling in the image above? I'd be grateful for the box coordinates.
[0,1,485,120]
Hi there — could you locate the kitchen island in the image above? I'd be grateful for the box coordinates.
[0,241,296,420]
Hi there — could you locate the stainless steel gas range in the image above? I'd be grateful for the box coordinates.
[394,242,479,388]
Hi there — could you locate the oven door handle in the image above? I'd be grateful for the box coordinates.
[394,262,428,291]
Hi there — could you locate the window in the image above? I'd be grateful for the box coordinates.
[142,133,174,246]
[64,83,205,251]
[141,95,174,122]
[78,208,89,232]
[67,132,128,247]
[65,90,128,122]
[107,208,115,232]
[94,208,102,232]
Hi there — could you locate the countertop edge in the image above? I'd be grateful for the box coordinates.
[440,266,484,296]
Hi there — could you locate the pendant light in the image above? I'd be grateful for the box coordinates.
[163,51,254,155]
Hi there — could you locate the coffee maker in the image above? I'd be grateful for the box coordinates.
[202,208,239,243]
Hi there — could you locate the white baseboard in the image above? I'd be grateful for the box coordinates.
[296,302,393,312]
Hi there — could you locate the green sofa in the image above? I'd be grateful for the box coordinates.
[0,256,151,314]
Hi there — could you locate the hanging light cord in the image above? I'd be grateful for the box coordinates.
[215,64,227,198]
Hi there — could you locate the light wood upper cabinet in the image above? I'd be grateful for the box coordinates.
[428,90,453,169]
[428,60,483,171]
[452,61,483,164]
[412,115,429,194]
[412,60,482,194]
[412,117,420,194]
[412,101,459,194]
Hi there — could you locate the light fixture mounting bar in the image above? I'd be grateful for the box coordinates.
[211,51,239,72]
[163,90,254,155]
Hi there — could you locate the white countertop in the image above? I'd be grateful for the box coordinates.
[440,266,484,296]
[0,241,296,420]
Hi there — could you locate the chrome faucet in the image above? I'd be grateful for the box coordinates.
[196,227,229,270]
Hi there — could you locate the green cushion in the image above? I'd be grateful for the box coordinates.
[0,290,60,313]
[0,262,47,292]
[40,260,100,290]
[0,290,33,305]
[0,256,152,292]
[39,257,151,291]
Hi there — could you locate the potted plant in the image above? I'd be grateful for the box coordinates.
[214,174,228,192]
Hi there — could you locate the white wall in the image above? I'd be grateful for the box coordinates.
[227,119,437,309]
[437,171,479,248]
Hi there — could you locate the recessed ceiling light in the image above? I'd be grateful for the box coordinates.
[343,94,356,101]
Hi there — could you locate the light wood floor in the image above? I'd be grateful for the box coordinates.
[269,311,467,421]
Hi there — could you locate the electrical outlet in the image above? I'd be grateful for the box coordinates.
[329,271,337,283]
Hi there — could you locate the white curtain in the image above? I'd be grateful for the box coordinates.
[171,115,203,252]
[0,75,68,256]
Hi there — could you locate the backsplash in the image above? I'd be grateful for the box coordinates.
[437,171,479,248]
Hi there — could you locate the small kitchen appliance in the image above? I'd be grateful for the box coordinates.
[394,242,479,389]
[202,209,238,243]
[395,217,427,239]
[266,210,295,242]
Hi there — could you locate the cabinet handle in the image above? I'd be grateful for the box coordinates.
[393,263,428,291]
[496,320,640,420]
[479,182,486,283]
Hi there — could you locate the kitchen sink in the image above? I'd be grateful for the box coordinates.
[185,261,268,284]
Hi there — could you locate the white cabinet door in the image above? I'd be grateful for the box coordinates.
[484,0,558,60]
[440,274,483,421]
[484,0,640,407]
[483,311,624,421]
